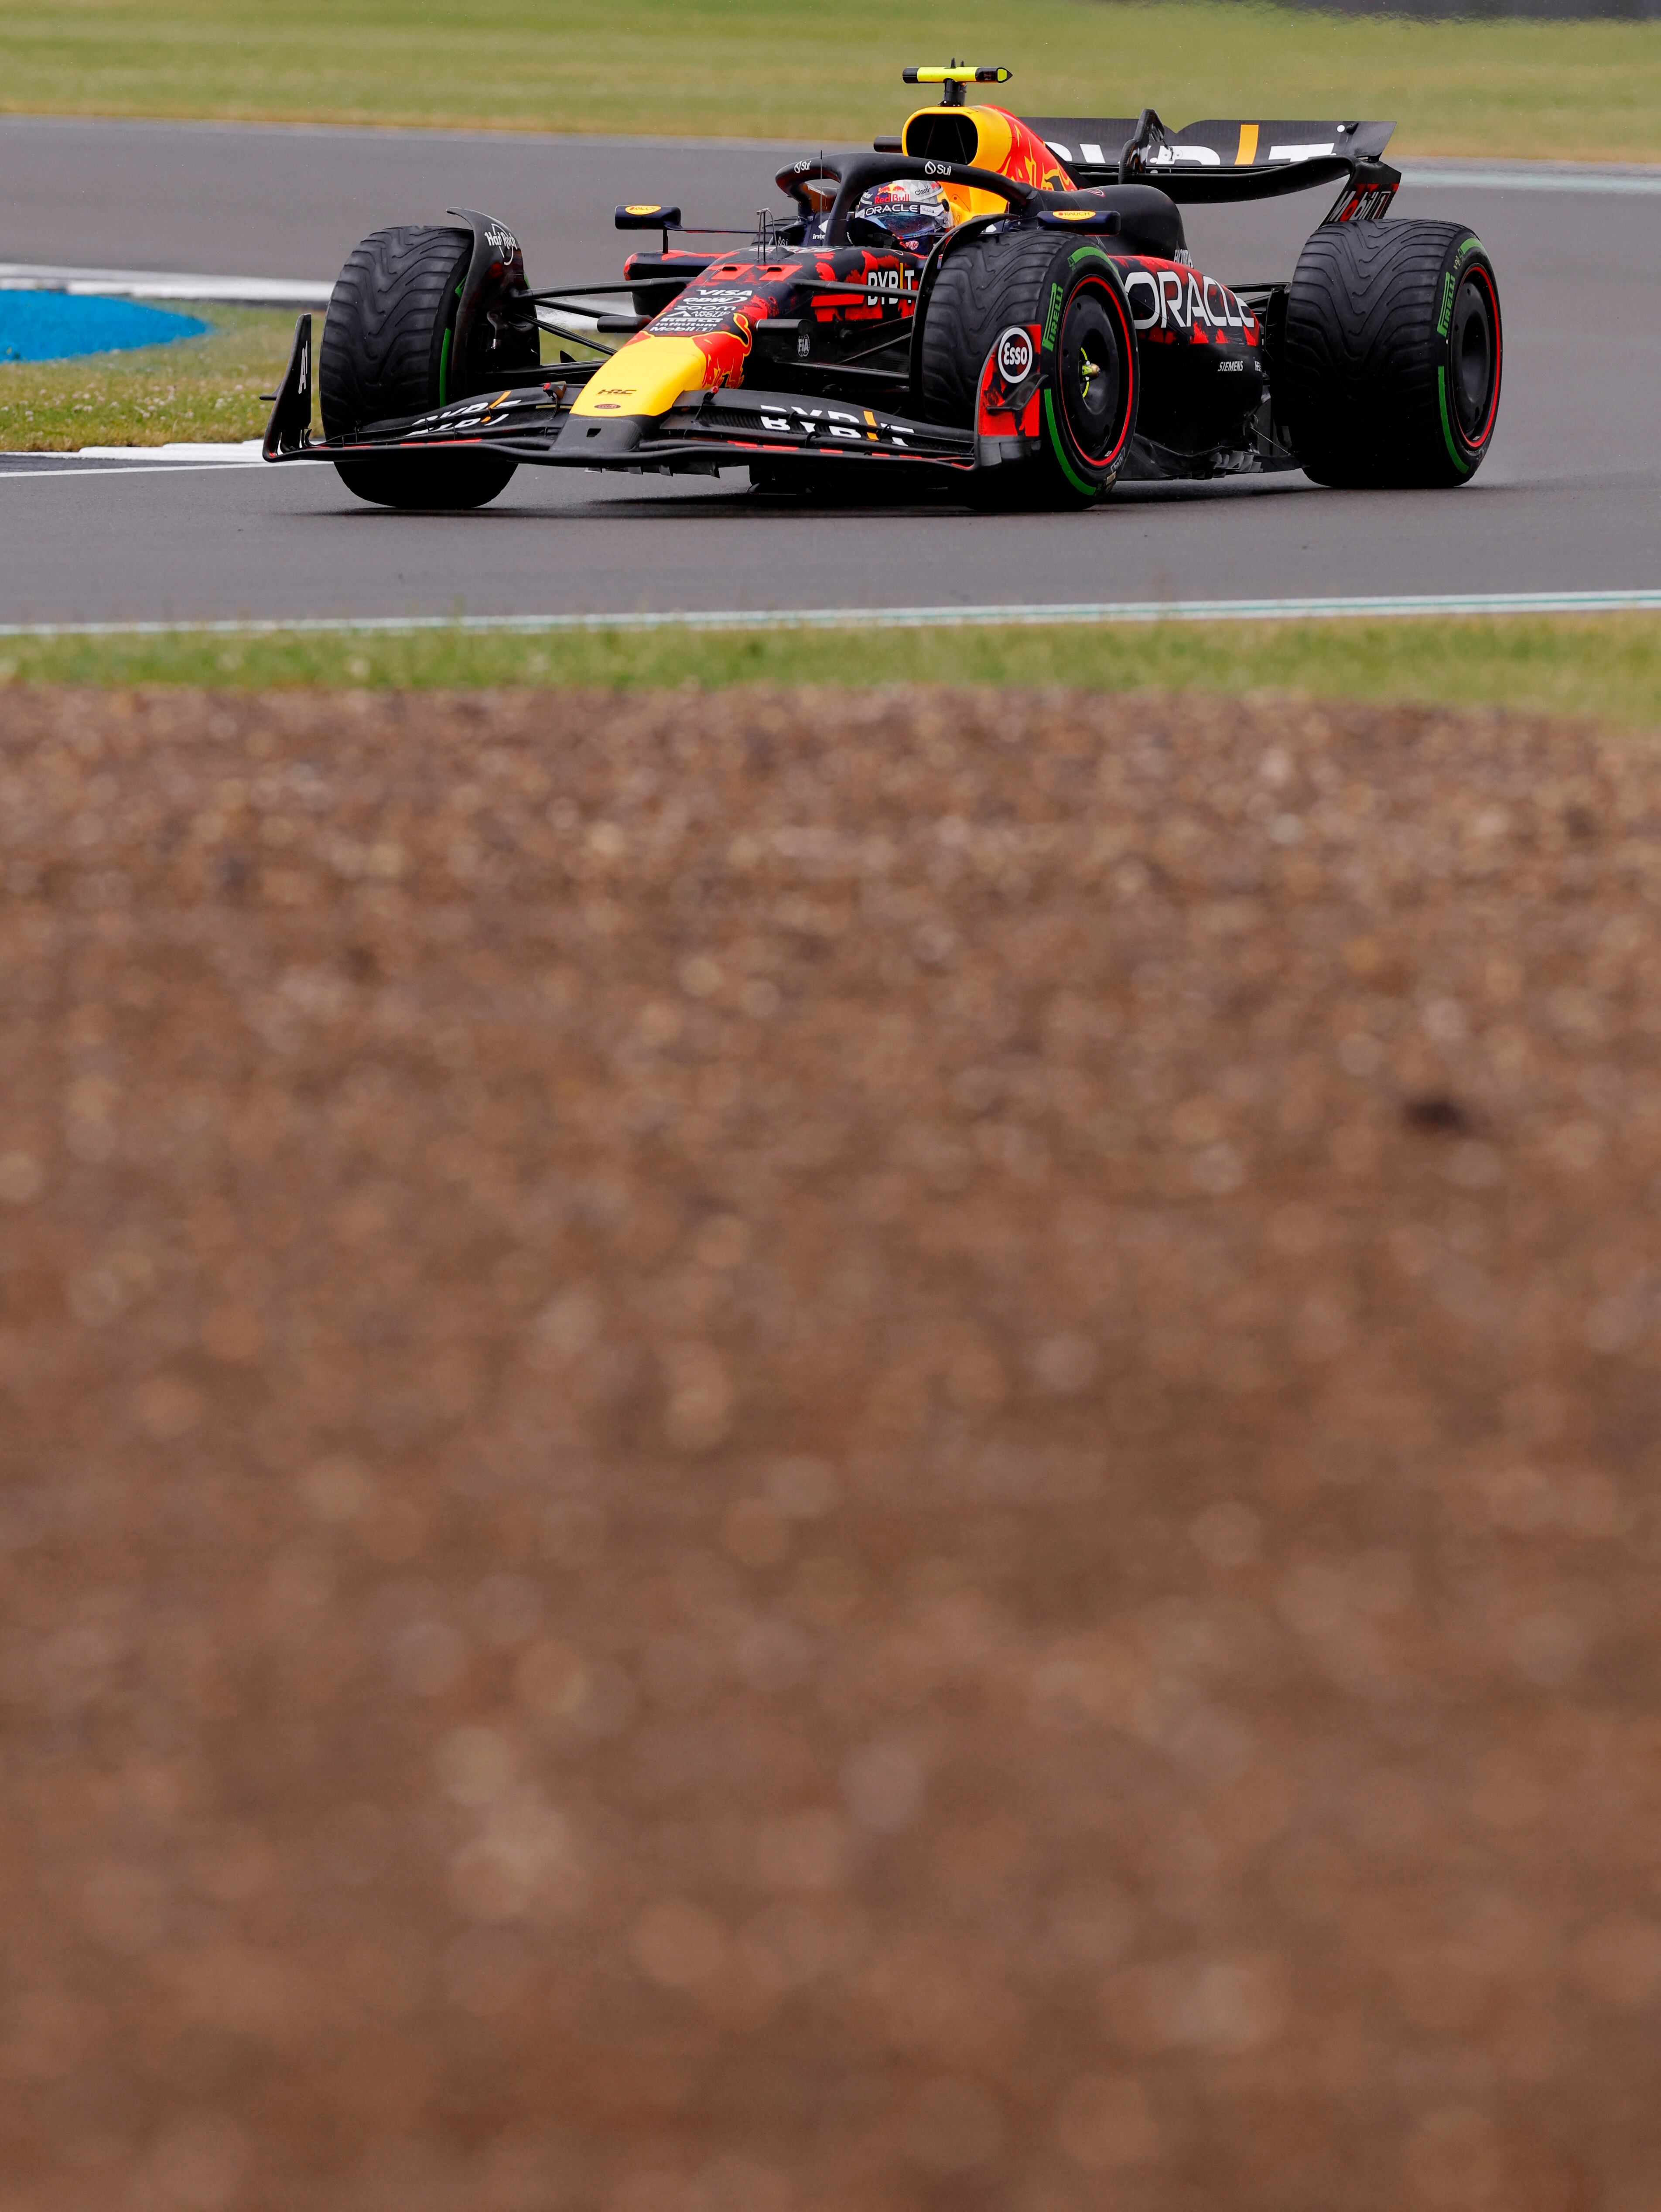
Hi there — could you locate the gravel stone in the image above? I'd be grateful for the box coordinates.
[4,684,1661,2211]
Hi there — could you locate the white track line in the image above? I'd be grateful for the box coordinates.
[1401,160,1661,195]
[0,261,329,304]
[0,440,265,476]
[0,591,1658,641]
[0,461,269,480]
[75,440,265,461]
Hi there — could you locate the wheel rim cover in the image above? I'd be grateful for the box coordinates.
[1059,289,1122,462]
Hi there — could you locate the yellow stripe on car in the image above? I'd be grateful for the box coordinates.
[570,336,713,419]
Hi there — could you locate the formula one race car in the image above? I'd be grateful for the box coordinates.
[263,66,1502,511]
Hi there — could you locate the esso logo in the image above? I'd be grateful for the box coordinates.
[996,327,1035,382]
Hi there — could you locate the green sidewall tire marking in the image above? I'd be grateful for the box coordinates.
[438,326,453,406]
[1042,387,1101,497]
[1437,364,1473,477]
[1046,256,1127,495]
[1438,238,1490,477]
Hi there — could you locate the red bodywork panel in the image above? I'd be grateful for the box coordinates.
[1114,257,1260,349]
[975,322,1045,443]
[617,249,919,391]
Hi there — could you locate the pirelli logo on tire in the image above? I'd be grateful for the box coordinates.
[1042,283,1063,350]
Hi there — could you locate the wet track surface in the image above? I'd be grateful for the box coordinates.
[1,119,1657,622]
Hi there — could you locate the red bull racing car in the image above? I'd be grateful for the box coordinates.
[263,66,1502,511]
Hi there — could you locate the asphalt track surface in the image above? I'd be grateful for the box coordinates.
[1,118,1657,624]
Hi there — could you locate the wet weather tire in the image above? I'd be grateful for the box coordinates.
[320,225,533,511]
[1282,221,1501,489]
[919,229,1138,509]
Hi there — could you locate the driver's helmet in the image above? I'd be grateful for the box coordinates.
[853,178,952,251]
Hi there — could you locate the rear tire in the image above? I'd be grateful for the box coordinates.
[918,229,1138,510]
[320,225,535,510]
[1282,220,1501,489]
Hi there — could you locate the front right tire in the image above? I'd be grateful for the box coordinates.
[919,228,1138,509]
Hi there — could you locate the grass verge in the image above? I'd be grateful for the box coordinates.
[1,0,1659,160]
[0,614,1657,728]
[0,302,302,451]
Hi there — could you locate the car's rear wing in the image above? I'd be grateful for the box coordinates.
[1021,113,1396,202]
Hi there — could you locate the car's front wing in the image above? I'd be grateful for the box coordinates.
[261,315,975,478]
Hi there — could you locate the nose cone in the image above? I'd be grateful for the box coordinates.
[569,335,721,421]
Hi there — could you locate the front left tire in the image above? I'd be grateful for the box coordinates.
[320,224,537,511]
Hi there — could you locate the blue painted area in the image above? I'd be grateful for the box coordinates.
[0,291,208,364]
